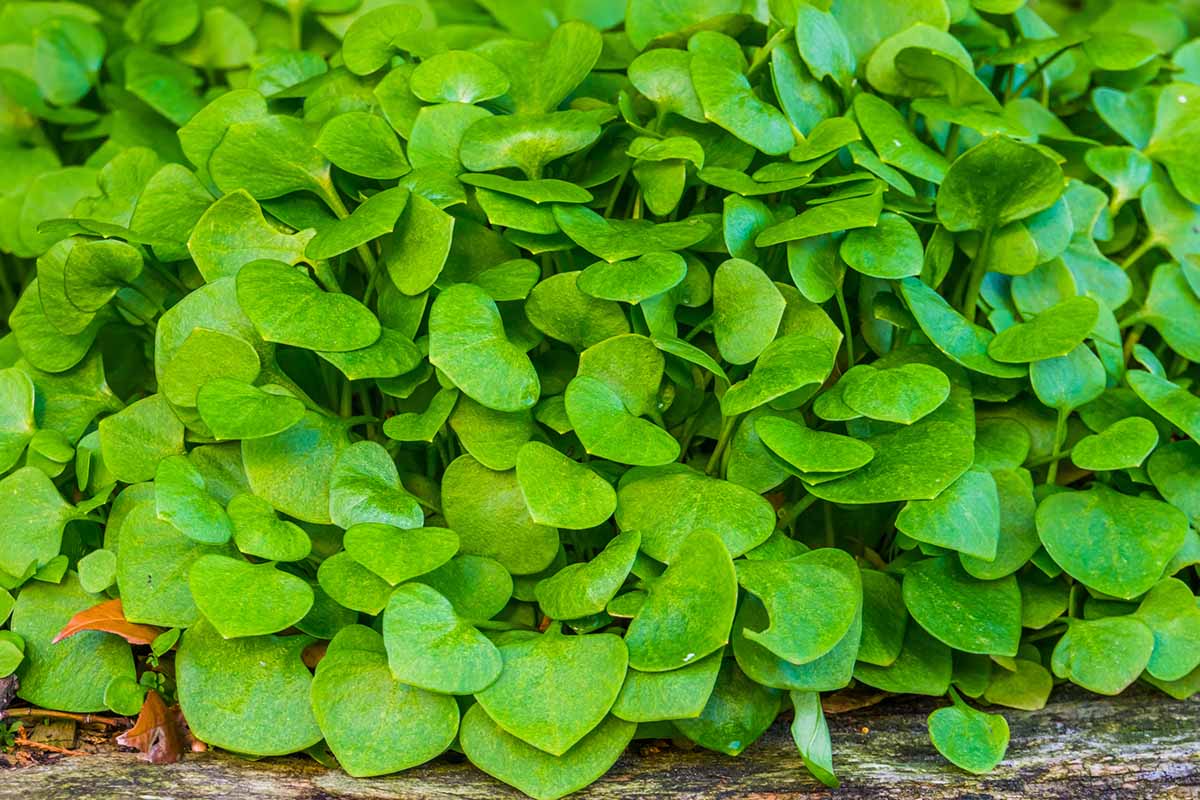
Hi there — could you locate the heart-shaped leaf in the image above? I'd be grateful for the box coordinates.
[228,494,311,562]
[895,468,1000,560]
[441,455,559,576]
[382,582,502,694]
[155,455,233,545]
[428,283,539,413]
[755,415,874,474]
[189,554,314,638]
[344,524,458,586]
[616,466,774,562]
[534,531,639,620]
[196,380,305,441]
[176,619,321,755]
[842,363,950,424]
[902,555,1020,656]
[1051,616,1155,695]
[459,704,635,800]
[927,693,1009,774]
[737,548,861,665]
[611,649,722,723]
[624,530,737,672]
[577,252,687,304]
[329,441,423,531]
[565,376,680,467]
[516,441,616,530]
[1036,485,1188,599]
[1071,417,1159,471]
[476,625,628,755]
[315,112,410,180]
[237,260,381,352]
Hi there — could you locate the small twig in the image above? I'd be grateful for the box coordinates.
[14,734,89,757]
[1,708,128,727]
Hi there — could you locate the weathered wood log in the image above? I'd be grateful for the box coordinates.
[1,687,1197,799]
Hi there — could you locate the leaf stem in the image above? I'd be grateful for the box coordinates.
[1005,46,1071,102]
[1045,408,1068,485]
[705,415,738,476]
[779,493,818,529]
[1119,235,1157,270]
[746,27,792,79]
[959,227,993,320]
[834,286,855,367]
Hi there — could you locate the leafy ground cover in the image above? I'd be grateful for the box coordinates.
[1,0,1200,796]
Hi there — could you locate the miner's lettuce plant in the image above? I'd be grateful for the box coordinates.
[1,0,1200,797]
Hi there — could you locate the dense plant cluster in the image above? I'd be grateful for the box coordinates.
[1,0,1200,796]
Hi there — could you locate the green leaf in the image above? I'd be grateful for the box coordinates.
[1036,485,1188,599]
[1146,83,1200,204]
[858,569,907,667]
[382,582,502,694]
[1128,370,1200,442]
[155,455,233,545]
[460,111,602,181]
[341,4,423,76]
[189,554,313,638]
[927,694,1009,774]
[790,690,839,788]
[441,455,559,576]
[98,394,185,484]
[228,494,311,562]
[476,625,627,755]
[839,212,923,279]
[242,411,349,525]
[611,649,722,722]
[11,574,134,712]
[237,260,380,352]
[756,190,883,247]
[854,623,952,696]
[160,328,261,409]
[411,50,509,104]
[196,381,306,441]
[720,334,838,416]
[577,252,687,304]
[1029,344,1106,412]
[386,192,454,296]
[1137,261,1200,361]
[565,376,680,467]
[628,48,705,123]
[1051,616,1155,695]
[315,111,410,181]
[691,52,793,156]
[209,116,331,202]
[1071,417,1159,471]
[318,552,392,615]
[936,137,1064,233]
[737,548,861,665]
[177,618,322,755]
[306,187,409,260]
[673,658,780,755]
[712,258,785,365]
[63,239,143,312]
[460,705,634,800]
[624,530,736,672]
[516,441,616,530]
[988,296,1099,363]
[535,531,639,621]
[902,555,1021,656]
[807,382,975,504]
[895,468,1000,560]
[755,415,874,474]
[0,368,35,473]
[429,284,539,413]
[312,627,458,777]
[1135,578,1200,682]
[344,524,457,586]
[477,20,602,115]
[329,441,423,531]
[899,278,1026,379]
[553,205,712,263]
[116,501,232,628]
[843,363,950,424]
[616,466,774,563]
[526,272,630,350]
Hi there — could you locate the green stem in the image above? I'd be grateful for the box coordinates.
[113,297,158,329]
[1120,236,1157,270]
[960,227,993,320]
[683,314,713,342]
[1005,46,1071,102]
[288,2,304,51]
[834,287,855,367]
[942,123,960,158]
[779,493,818,529]
[705,415,738,476]
[746,27,791,79]
[317,178,378,279]
[1045,408,1068,486]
